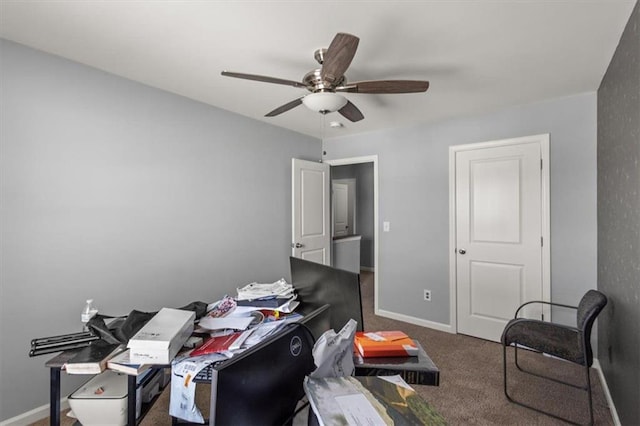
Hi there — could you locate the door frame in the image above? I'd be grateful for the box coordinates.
[325,155,379,314]
[448,134,551,334]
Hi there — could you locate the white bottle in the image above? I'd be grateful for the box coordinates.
[81,299,97,325]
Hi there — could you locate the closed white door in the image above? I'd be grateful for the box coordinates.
[333,182,349,237]
[292,159,330,265]
[455,140,546,342]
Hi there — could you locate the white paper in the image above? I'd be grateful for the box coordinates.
[363,332,387,341]
[379,374,414,390]
[227,306,262,315]
[236,278,294,300]
[198,316,253,331]
[277,299,299,313]
[334,394,386,426]
[242,318,292,346]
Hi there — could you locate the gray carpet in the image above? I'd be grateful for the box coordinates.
[34,271,613,425]
[357,272,613,425]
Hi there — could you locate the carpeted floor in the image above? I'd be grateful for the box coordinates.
[33,271,613,425]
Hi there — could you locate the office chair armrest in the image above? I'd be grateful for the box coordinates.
[514,300,578,319]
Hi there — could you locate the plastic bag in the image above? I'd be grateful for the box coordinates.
[310,318,357,378]
[169,352,227,423]
[86,301,208,345]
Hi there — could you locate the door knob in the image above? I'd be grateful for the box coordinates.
[458,249,466,254]
[294,243,304,248]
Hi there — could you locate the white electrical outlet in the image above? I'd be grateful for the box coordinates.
[424,290,432,301]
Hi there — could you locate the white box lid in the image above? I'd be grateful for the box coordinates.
[127,308,195,350]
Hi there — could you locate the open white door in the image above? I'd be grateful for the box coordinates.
[292,158,331,265]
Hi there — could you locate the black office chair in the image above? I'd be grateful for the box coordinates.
[501,290,607,425]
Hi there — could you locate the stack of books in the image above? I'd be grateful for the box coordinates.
[64,341,124,374]
[354,330,419,358]
[107,349,152,375]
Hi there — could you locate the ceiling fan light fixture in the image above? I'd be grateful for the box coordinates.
[302,92,347,114]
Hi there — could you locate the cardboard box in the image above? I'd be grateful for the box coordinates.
[68,370,141,425]
[127,308,195,364]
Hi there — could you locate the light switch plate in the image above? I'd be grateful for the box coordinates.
[383,221,390,232]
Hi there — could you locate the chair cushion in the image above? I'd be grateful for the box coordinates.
[501,318,585,365]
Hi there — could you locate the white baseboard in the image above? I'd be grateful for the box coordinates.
[375,308,454,334]
[0,399,69,426]
[360,266,375,272]
[592,359,621,426]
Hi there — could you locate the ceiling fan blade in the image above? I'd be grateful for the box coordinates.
[221,71,307,89]
[265,97,304,117]
[336,80,429,94]
[338,100,364,122]
[321,33,359,87]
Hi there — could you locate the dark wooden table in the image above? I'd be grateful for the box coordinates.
[353,340,440,386]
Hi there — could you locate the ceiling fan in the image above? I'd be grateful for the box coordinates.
[221,33,429,123]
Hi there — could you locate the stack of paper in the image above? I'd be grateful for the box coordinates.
[237,278,294,300]
[235,278,299,311]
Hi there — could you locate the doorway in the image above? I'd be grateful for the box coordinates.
[332,178,356,238]
[326,156,379,312]
[449,134,550,342]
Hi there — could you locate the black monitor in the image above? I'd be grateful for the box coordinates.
[298,303,332,340]
[290,256,364,332]
[209,322,315,425]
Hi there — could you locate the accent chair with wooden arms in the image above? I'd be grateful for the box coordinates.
[501,289,607,425]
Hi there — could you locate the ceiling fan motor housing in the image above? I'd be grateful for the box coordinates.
[303,69,345,92]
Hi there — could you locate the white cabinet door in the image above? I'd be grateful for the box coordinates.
[332,182,349,237]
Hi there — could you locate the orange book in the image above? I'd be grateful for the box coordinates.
[354,331,419,358]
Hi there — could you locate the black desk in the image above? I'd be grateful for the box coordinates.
[354,340,440,386]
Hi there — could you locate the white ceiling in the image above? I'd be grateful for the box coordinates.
[0,1,636,139]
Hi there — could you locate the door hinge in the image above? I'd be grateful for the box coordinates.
[541,236,543,247]
[540,159,543,170]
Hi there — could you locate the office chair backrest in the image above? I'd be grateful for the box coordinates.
[577,290,607,366]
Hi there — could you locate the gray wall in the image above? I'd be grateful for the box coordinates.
[331,163,375,268]
[597,2,640,424]
[0,40,320,421]
[324,92,597,327]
